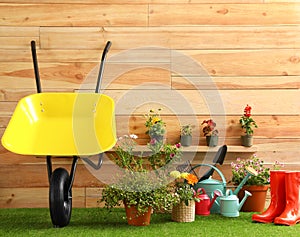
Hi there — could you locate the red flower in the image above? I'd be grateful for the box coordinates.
[244,104,252,117]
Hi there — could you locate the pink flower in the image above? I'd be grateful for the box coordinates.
[150,138,157,145]
[176,143,181,148]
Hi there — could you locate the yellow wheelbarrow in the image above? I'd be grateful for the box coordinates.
[1,41,117,227]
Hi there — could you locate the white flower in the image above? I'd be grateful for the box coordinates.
[129,134,138,139]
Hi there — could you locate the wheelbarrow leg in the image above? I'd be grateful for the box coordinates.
[47,156,79,228]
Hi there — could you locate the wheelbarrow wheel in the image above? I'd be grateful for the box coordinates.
[49,168,72,228]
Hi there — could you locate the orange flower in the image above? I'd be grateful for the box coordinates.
[186,173,198,185]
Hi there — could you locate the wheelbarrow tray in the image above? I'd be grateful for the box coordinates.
[2,92,116,156]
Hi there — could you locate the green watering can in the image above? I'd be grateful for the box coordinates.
[191,164,258,213]
[217,189,252,217]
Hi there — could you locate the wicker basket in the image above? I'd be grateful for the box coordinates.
[172,200,195,222]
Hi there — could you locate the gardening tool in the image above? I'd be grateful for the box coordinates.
[190,164,258,213]
[195,188,221,216]
[217,189,252,217]
[1,41,116,228]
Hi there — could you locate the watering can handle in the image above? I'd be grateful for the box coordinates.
[190,164,227,187]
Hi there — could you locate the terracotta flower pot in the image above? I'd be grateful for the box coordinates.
[237,185,269,212]
[124,204,152,226]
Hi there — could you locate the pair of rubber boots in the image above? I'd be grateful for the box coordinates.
[252,170,300,225]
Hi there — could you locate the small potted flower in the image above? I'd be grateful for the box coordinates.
[100,134,181,226]
[180,124,193,147]
[239,104,258,147]
[170,170,199,222]
[144,108,166,143]
[231,154,284,212]
[201,119,219,147]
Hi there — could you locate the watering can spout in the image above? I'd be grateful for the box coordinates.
[208,190,222,210]
[238,190,252,211]
[233,166,258,195]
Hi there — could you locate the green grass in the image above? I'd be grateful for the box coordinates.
[0,208,299,237]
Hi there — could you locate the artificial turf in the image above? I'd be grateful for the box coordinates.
[0,208,299,237]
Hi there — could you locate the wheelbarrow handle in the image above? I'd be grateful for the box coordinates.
[95,41,112,94]
[31,41,42,93]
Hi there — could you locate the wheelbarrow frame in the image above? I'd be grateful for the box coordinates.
[3,40,113,228]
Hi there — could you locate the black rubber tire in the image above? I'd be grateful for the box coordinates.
[49,168,72,228]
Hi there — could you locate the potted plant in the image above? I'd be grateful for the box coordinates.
[144,108,166,143]
[180,124,193,147]
[201,119,219,147]
[239,104,258,147]
[100,134,181,226]
[231,154,284,212]
[169,170,199,222]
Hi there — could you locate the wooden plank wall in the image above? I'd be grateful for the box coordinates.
[0,0,299,208]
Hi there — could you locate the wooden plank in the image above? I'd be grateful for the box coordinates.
[0,4,148,27]
[0,37,40,49]
[0,187,85,208]
[1,50,299,87]
[0,26,39,37]
[172,76,300,89]
[86,188,103,208]
[176,49,300,76]
[151,0,263,3]
[100,89,299,115]
[0,163,104,188]
[149,3,300,26]
[0,0,150,3]
[0,89,299,115]
[40,26,300,49]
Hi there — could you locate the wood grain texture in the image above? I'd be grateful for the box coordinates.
[0,187,85,208]
[149,3,300,26]
[0,4,148,27]
[39,26,300,49]
[0,90,299,115]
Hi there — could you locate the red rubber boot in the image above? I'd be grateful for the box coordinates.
[274,171,300,226]
[252,170,286,223]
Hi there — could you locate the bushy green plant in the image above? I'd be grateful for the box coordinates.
[181,124,193,136]
[100,134,182,215]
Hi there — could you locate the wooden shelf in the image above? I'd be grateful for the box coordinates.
[131,145,257,153]
[181,145,258,153]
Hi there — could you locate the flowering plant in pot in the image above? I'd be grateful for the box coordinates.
[231,154,284,212]
[169,170,199,222]
[100,134,181,226]
[201,119,219,147]
[144,108,166,142]
[239,104,258,147]
[180,124,193,147]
